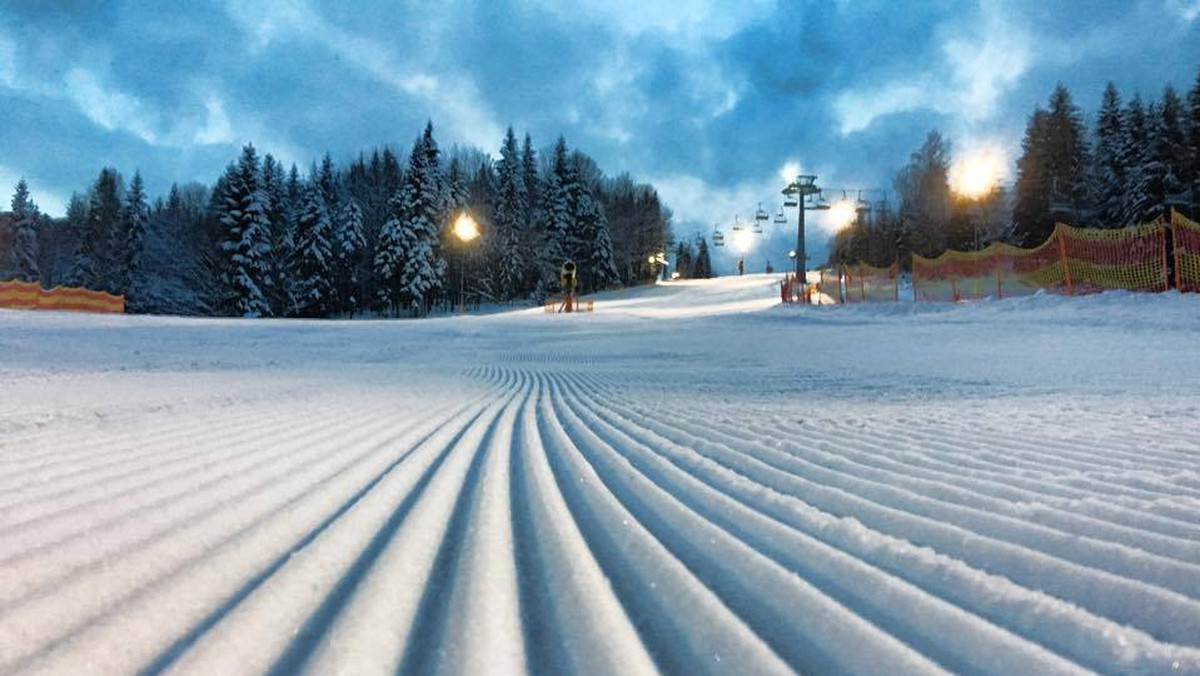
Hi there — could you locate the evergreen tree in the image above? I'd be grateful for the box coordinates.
[693,236,713,278]
[1120,95,1154,224]
[217,144,273,317]
[674,240,694,279]
[397,123,447,316]
[521,133,541,267]
[1046,85,1091,215]
[1147,86,1188,216]
[539,137,574,285]
[69,168,123,290]
[118,171,148,303]
[492,127,527,300]
[571,157,618,292]
[374,192,407,316]
[1094,83,1126,225]
[1188,68,1200,208]
[293,183,334,317]
[261,155,294,316]
[377,125,446,316]
[334,199,366,316]
[318,153,339,212]
[9,179,39,283]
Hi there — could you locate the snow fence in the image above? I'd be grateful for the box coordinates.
[0,279,125,314]
[1174,209,1200,293]
[913,217,1176,301]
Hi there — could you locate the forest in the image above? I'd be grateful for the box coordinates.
[0,124,672,317]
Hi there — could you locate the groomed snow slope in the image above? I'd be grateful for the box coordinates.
[1,275,1199,676]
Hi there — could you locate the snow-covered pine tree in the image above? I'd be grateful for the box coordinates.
[492,127,527,300]
[374,192,407,317]
[119,171,148,305]
[1046,85,1091,218]
[10,179,40,283]
[1119,95,1152,225]
[1094,83,1126,226]
[68,168,123,291]
[575,177,618,292]
[539,137,573,286]
[318,153,339,213]
[261,154,294,316]
[394,123,447,316]
[522,133,540,217]
[334,199,366,316]
[293,183,334,317]
[217,145,273,317]
[1154,87,1189,212]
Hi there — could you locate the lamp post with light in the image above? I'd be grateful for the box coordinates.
[452,211,481,312]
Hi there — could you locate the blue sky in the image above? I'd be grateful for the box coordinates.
[2,0,1198,271]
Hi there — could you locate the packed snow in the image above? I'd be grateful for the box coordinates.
[1,275,1199,676]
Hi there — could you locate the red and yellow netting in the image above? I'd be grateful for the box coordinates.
[0,279,125,314]
[913,220,1168,301]
[816,266,843,305]
[1173,210,1200,293]
[843,263,898,302]
[1058,220,1168,294]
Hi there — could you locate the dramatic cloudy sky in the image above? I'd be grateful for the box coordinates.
[2,0,1199,270]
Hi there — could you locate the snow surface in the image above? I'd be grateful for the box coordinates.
[1,274,1199,676]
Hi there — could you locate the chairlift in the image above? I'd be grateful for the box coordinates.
[783,196,799,208]
[755,202,770,222]
[855,190,871,216]
[731,215,744,232]
[712,224,725,247]
[753,219,763,235]
[773,208,787,225]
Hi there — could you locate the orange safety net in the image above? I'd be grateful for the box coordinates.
[1172,210,1200,293]
[913,220,1167,301]
[1058,220,1168,294]
[816,266,843,305]
[843,263,898,302]
[0,279,125,314]
[913,236,1066,302]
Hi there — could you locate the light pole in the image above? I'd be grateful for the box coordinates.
[782,174,828,299]
[452,211,481,312]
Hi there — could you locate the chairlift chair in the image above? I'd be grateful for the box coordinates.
[784,196,799,208]
[712,225,725,247]
[755,202,770,222]
[731,215,744,232]
[773,208,788,225]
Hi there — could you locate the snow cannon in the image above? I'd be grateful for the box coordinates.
[544,261,594,314]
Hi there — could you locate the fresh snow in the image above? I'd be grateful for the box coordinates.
[1,274,1199,676]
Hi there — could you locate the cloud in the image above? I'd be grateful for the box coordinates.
[222,0,503,151]
[832,5,1032,135]
[64,67,162,144]
[1166,0,1200,21]
[0,28,14,87]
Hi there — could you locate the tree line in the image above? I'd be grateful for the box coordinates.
[0,122,673,317]
[830,67,1200,268]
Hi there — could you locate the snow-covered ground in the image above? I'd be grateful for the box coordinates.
[2,275,1199,676]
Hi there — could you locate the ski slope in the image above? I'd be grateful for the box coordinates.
[2,275,1199,676]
